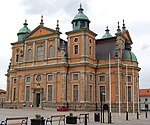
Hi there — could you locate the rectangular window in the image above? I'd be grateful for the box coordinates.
[90,74,93,81]
[26,86,30,101]
[47,74,53,81]
[73,85,78,102]
[13,88,16,101]
[13,78,16,84]
[74,45,79,54]
[99,75,105,82]
[36,46,44,61]
[48,85,53,101]
[90,85,92,102]
[73,73,79,81]
[126,86,132,102]
[126,75,132,82]
[26,76,31,83]
[100,86,105,102]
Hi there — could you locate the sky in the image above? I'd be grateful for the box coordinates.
[0,0,150,90]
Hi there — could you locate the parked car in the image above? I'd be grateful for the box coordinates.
[56,106,69,111]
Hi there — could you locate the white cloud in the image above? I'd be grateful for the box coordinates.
[0,0,150,89]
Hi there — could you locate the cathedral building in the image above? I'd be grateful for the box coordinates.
[6,5,140,112]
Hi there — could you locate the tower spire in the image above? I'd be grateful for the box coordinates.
[40,15,44,26]
[56,20,60,31]
[122,19,126,31]
[116,21,121,34]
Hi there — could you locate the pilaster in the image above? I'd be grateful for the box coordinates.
[61,72,67,102]
[22,75,25,101]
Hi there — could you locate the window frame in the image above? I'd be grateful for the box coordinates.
[49,45,55,58]
[74,45,79,55]
[99,75,106,82]
[100,86,106,102]
[13,78,16,84]
[47,74,53,81]
[27,49,33,61]
[25,86,30,101]
[73,84,78,102]
[126,75,132,83]
[26,76,31,83]
[47,85,53,101]
[73,73,79,81]
[36,45,44,61]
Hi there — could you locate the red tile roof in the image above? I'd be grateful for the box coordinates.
[0,89,6,93]
[139,89,150,96]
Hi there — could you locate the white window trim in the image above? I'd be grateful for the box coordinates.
[26,76,31,83]
[47,84,53,101]
[25,85,31,101]
[72,73,79,81]
[99,75,106,82]
[72,84,79,102]
[47,74,54,81]
[73,44,79,55]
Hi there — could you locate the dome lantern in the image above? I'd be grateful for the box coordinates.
[72,4,90,30]
[17,20,31,42]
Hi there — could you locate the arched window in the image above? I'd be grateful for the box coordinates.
[74,45,78,54]
[89,46,92,55]
[36,46,44,61]
[49,45,54,58]
[16,54,19,62]
[28,49,33,61]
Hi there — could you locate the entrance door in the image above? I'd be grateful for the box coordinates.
[36,93,40,107]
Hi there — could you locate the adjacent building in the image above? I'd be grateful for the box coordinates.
[0,89,6,108]
[139,89,150,111]
[6,5,140,112]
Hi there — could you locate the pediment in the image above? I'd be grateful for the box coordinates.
[122,31,133,44]
[24,26,57,40]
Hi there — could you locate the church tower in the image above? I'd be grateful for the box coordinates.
[66,4,97,103]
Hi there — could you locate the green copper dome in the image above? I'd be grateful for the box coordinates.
[73,6,89,21]
[102,26,112,39]
[122,49,138,62]
[17,20,31,41]
[72,4,90,30]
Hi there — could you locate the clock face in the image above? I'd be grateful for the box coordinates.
[36,75,42,82]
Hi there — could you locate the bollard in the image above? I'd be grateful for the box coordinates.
[137,112,139,119]
[85,114,87,125]
[126,111,128,121]
[108,112,112,123]
[146,111,148,118]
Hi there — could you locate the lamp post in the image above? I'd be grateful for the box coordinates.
[126,64,129,120]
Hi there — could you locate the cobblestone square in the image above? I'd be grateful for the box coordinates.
[0,108,150,125]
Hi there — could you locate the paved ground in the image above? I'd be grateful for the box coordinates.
[0,107,150,125]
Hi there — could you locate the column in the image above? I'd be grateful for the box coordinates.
[80,71,85,102]
[24,43,26,62]
[33,41,36,65]
[43,73,47,101]
[61,72,67,101]
[30,74,34,101]
[16,75,20,102]
[45,40,48,63]
[9,77,12,102]
[22,75,25,101]
[53,72,57,101]
[67,71,70,102]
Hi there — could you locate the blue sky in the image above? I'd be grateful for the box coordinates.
[0,0,150,90]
